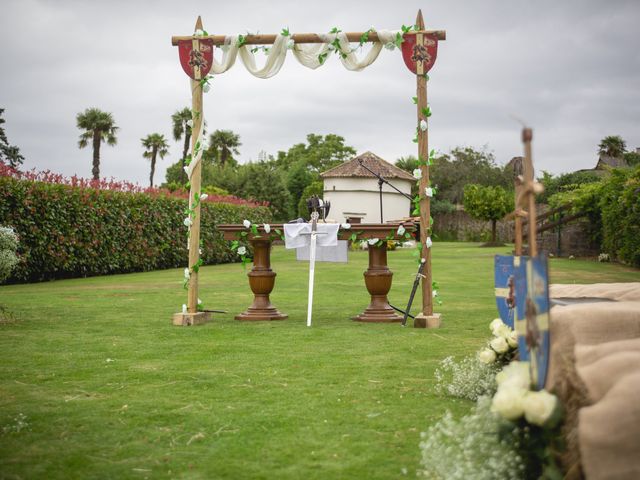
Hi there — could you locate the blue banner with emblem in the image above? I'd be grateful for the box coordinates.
[514,254,550,391]
[494,255,518,329]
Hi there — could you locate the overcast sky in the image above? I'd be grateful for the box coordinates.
[1,0,639,186]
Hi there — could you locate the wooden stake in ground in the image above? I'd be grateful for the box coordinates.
[402,10,443,329]
[172,16,212,326]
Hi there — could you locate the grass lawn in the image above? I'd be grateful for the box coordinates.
[1,243,638,479]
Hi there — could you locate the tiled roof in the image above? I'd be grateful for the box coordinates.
[320,151,416,181]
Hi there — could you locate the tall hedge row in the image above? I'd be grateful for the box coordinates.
[0,177,272,283]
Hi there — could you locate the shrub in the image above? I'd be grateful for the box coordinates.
[0,225,19,283]
[0,176,272,283]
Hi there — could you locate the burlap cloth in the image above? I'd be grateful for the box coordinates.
[545,283,640,479]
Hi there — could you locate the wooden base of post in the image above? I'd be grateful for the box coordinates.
[172,311,212,326]
[413,313,442,329]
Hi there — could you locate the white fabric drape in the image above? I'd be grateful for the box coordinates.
[208,30,401,78]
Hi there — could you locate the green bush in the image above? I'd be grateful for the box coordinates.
[549,166,640,266]
[0,177,272,283]
[0,225,19,283]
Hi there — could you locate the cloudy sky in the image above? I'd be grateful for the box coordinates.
[1,0,639,186]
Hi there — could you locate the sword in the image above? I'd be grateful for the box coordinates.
[402,258,426,327]
[306,211,320,327]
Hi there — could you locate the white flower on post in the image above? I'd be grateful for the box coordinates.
[186,119,193,128]
[432,290,438,297]
[197,298,202,305]
[496,361,531,389]
[194,29,205,36]
[341,223,351,230]
[419,119,428,131]
[367,238,379,246]
[183,166,190,176]
[182,304,187,314]
[397,225,406,236]
[490,336,510,354]
[243,219,251,229]
[523,390,560,427]
[263,223,271,233]
[478,348,497,364]
[491,386,527,421]
[184,217,193,227]
[426,237,433,249]
[200,193,208,201]
[237,246,247,256]
[184,268,190,279]
[203,83,211,93]
[286,39,295,50]
[425,187,434,198]
[412,168,422,180]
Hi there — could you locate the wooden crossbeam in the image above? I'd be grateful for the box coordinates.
[172,30,446,46]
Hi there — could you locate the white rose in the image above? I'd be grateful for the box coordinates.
[491,386,527,421]
[522,390,559,427]
[478,348,497,364]
[496,361,531,389]
[495,323,512,339]
[490,336,509,354]
[432,289,438,297]
[203,83,211,93]
[184,268,190,279]
[186,119,193,128]
[263,223,271,233]
[194,29,204,36]
[237,246,247,256]
[197,298,202,305]
[489,318,504,335]
[507,330,518,348]
[286,39,295,50]
[367,238,379,246]
[183,217,193,227]
[419,119,428,131]
[200,193,208,201]
[243,219,251,228]
[425,237,433,248]
[412,168,422,180]
[397,225,406,236]
[341,223,351,230]
[425,187,434,197]
[182,304,187,313]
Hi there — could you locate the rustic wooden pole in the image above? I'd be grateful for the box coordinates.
[172,30,446,46]
[413,10,441,329]
[522,128,537,257]
[172,16,211,326]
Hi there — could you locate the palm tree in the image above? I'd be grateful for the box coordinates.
[171,107,192,182]
[76,108,118,180]
[208,130,241,167]
[141,133,170,188]
[598,135,626,158]
[395,155,419,172]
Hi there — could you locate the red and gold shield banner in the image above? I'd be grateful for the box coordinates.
[178,39,214,80]
[401,33,438,75]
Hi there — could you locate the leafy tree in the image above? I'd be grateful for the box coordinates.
[431,147,511,204]
[287,160,316,215]
[274,133,356,172]
[235,162,291,220]
[206,129,241,167]
[623,151,640,167]
[598,135,626,158]
[537,170,601,204]
[171,107,192,183]
[395,155,419,173]
[141,133,169,188]
[463,184,514,245]
[0,109,24,169]
[76,108,118,180]
[297,181,324,218]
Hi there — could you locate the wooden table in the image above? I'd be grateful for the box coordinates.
[218,222,415,322]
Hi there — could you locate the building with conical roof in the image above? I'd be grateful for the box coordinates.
[320,151,414,223]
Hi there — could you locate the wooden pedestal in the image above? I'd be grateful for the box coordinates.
[235,239,288,321]
[352,243,402,323]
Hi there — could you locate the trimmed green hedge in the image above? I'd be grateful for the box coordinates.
[0,177,272,283]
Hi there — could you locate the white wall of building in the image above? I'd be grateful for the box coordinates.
[323,177,412,223]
